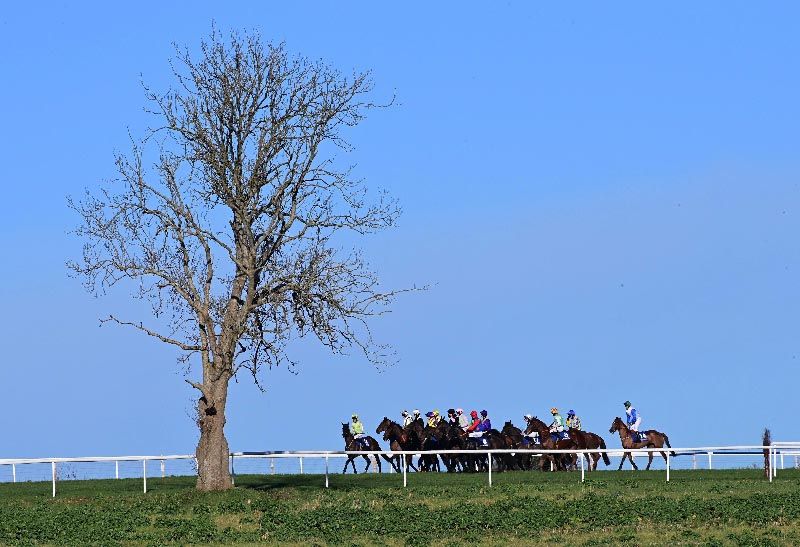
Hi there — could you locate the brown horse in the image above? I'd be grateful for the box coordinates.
[524,416,575,471]
[376,417,418,472]
[568,428,611,471]
[501,421,534,470]
[340,423,393,474]
[609,417,674,470]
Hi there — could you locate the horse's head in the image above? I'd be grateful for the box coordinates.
[376,417,390,434]
[609,417,623,434]
[501,420,515,434]
[524,416,546,435]
[341,422,350,436]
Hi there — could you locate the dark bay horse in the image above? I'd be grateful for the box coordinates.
[340,423,393,474]
[609,417,674,470]
[376,417,418,472]
[501,421,533,470]
[524,416,575,471]
[568,428,611,471]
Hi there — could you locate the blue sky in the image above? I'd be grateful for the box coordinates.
[1,2,799,459]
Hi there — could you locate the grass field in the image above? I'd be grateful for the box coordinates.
[1,468,799,546]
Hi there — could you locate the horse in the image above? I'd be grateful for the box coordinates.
[434,421,467,472]
[568,428,611,471]
[463,426,509,472]
[418,425,442,472]
[340,423,392,474]
[501,421,534,470]
[524,416,575,471]
[609,417,675,470]
[402,420,436,471]
[376,417,418,472]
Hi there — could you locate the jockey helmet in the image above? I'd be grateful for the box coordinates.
[433,409,440,416]
[401,410,408,417]
[568,409,575,416]
[413,409,420,416]
[470,410,478,418]
[480,409,488,417]
[352,414,358,419]
[524,414,533,421]
[456,408,464,415]
[623,401,631,408]
[550,407,558,414]
[425,411,434,417]
[447,408,455,416]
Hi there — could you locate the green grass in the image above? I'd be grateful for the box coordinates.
[2,469,799,545]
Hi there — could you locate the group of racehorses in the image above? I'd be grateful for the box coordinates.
[340,415,674,475]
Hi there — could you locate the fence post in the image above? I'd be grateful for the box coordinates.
[692,454,697,470]
[707,451,712,469]
[580,452,585,483]
[299,457,304,475]
[12,463,16,483]
[324,454,329,488]
[161,459,165,479]
[115,460,119,480]
[769,448,774,482]
[51,461,56,498]
[143,460,147,493]
[270,458,275,475]
[229,455,235,486]
[666,451,670,482]
[488,452,492,487]
[403,454,407,488]
[772,448,777,479]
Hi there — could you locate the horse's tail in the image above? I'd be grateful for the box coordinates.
[600,437,611,466]
[663,433,676,457]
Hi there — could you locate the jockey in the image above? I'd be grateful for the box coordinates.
[523,414,539,442]
[522,414,540,445]
[466,410,482,437]
[446,408,457,426]
[566,409,582,430]
[549,408,565,437]
[456,408,470,430]
[624,401,642,439]
[412,409,422,426]
[426,410,441,428]
[350,414,366,440]
[401,410,414,428]
[477,410,492,432]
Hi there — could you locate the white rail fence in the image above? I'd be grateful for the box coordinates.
[1,444,797,498]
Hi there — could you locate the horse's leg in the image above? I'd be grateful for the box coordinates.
[379,454,395,472]
[630,452,639,471]
[362,454,371,473]
[660,450,668,464]
[618,451,625,471]
[646,450,653,470]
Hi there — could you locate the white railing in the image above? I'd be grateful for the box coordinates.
[1,444,793,497]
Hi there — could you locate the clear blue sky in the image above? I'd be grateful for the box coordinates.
[1,2,799,458]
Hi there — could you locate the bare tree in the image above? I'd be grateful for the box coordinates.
[69,29,406,491]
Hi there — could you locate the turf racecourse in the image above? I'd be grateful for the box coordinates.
[2,469,799,546]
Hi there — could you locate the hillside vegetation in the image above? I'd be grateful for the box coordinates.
[1,469,798,545]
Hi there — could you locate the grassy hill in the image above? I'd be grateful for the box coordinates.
[1,469,799,545]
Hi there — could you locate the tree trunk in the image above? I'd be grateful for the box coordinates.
[195,378,233,491]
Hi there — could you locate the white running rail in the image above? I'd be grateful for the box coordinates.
[0,444,793,497]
